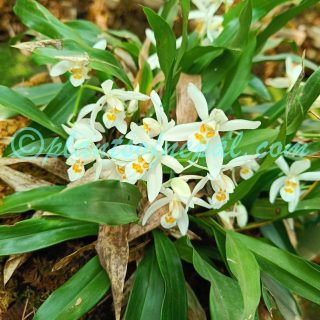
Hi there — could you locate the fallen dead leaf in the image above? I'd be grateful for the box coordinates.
[12,39,62,52]
[176,73,201,125]
[186,282,207,320]
[3,254,31,286]
[96,225,130,320]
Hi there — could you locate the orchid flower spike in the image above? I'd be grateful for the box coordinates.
[266,57,302,91]
[77,80,150,135]
[126,90,175,143]
[142,177,211,235]
[217,202,248,229]
[270,156,320,212]
[163,83,261,178]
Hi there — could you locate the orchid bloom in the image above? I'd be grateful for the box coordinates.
[239,159,260,180]
[163,83,261,178]
[270,156,320,212]
[146,29,182,70]
[66,139,102,181]
[108,128,184,202]
[142,177,211,235]
[266,57,302,91]
[192,155,257,209]
[126,90,175,143]
[217,202,248,229]
[77,80,150,134]
[50,39,107,87]
[189,0,224,43]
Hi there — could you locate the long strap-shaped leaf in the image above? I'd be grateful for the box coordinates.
[34,256,110,320]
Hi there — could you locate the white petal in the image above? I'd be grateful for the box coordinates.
[280,184,300,202]
[289,159,310,176]
[112,89,150,101]
[187,83,209,121]
[160,214,177,229]
[93,39,107,50]
[147,163,163,202]
[187,130,208,153]
[266,77,290,89]
[142,197,171,225]
[161,155,184,173]
[143,118,161,138]
[219,119,261,132]
[145,28,156,45]
[147,53,160,70]
[206,135,223,179]
[150,91,168,127]
[236,204,248,227]
[77,103,97,121]
[70,74,85,87]
[177,212,189,235]
[171,178,191,198]
[163,122,201,141]
[275,156,290,175]
[288,196,299,213]
[101,80,113,94]
[218,211,233,229]
[189,10,205,20]
[68,164,85,181]
[115,118,128,134]
[50,60,72,77]
[240,167,254,180]
[298,172,320,181]
[269,176,286,203]
[223,155,257,170]
[193,197,212,209]
[108,145,146,162]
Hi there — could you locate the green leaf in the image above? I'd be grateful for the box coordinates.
[31,180,140,225]
[0,86,66,137]
[15,83,63,106]
[153,231,188,320]
[232,232,320,304]
[0,217,98,255]
[226,232,261,320]
[161,0,179,27]
[143,7,176,79]
[287,67,320,136]
[256,0,319,52]
[217,32,256,111]
[0,185,64,215]
[252,0,289,22]
[34,256,110,320]
[124,246,165,320]
[177,237,244,320]
[14,0,84,44]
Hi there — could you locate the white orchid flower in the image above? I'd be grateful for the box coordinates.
[163,83,261,178]
[266,57,302,91]
[145,29,182,70]
[190,0,224,42]
[217,202,248,229]
[191,155,258,209]
[50,40,107,87]
[99,159,130,182]
[108,129,184,202]
[126,90,175,143]
[270,156,320,212]
[66,139,102,181]
[142,177,211,235]
[239,159,260,180]
[77,80,150,134]
[50,56,90,87]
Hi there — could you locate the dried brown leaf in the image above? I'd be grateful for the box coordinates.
[12,39,62,53]
[0,166,51,191]
[0,158,68,181]
[96,225,130,320]
[176,73,201,125]
[3,254,30,286]
[186,282,207,320]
